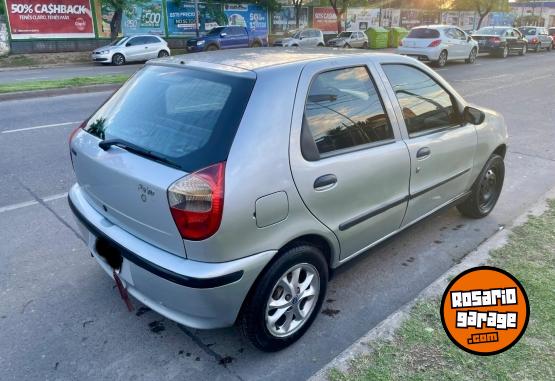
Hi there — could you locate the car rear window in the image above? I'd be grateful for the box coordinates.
[476,28,505,36]
[84,65,255,172]
[519,27,537,35]
[407,28,440,39]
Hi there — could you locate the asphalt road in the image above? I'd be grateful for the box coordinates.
[0,63,141,83]
[1,52,555,381]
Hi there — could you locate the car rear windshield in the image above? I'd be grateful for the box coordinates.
[407,28,440,38]
[84,65,255,172]
[519,27,537,35]
[476,28,505,36]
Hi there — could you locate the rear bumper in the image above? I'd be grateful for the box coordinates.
[68,184,275,329]
[396,46,441,61]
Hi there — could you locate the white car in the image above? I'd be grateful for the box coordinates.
[273,29,325,47]
[397,25,479,67]
[92,35,170,66]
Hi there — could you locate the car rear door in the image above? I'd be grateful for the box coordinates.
[379,63,477,226]
[289,60,411,260]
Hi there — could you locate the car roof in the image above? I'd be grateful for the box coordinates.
[412,25,453,30]
[153,47,401,73]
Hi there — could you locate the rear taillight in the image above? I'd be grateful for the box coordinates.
[489,37,501,44]
[428,39,442,47]
[168,162,225,241]
[531,37,539,44]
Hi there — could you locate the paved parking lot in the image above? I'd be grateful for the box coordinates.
[1,52,555,381]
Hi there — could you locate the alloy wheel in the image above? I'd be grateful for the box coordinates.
[438,51,447,66]
[468,49,477,63]
[502,46,508,58]
[265,263,320,338]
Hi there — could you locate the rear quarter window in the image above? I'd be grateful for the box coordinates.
[84,65,255,172]
[407,28,440,39]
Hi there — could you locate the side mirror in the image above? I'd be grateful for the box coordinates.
[125,42,132,47]
[464,106,485,125]
[220,32,227,37]
[467,36,472,42]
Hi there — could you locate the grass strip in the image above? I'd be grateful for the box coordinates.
[330,200,555,381]
[0,74,130,94]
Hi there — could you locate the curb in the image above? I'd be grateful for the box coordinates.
[309,185,555,381]
[0,83,120,101]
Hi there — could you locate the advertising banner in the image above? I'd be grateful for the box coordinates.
[223,4,268,33]
[381,8,400,28]
[271,6,308,34]
[312,7,337,32]
[5,0,94,39]
[166,0,225,35]
[345,8,380,31]
[122,0,164,36]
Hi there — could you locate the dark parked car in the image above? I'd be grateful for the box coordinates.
[186,26,268,52]
[518,26,553,52]
[472,27,528,57]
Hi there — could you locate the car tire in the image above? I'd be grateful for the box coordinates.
[362,41,368,49]
[433,50,448,67]
[498,46,509,58]
[112,53,125,66]
[251,41,261,48]
[535,43,541,52]
[206,44,218,51]
[239,243,328,352]
[457,154,505,219]
[317,43,324,47]
[465,48,477,63]
[519,44,527,56]
[157,50,169,58]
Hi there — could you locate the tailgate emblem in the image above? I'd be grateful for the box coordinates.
[138,184,155,203]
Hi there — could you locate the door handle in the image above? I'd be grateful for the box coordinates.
[313,174,337,190]
[416,147,431,159]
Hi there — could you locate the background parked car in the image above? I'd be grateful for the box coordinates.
[397,25,479,67]
[518,26,553,52]
[549,27,555,47]
[471,27,528,58]
[92,35,170,65]
[186,26,267,52]
[273,29,325,47]
[326,31,368,49]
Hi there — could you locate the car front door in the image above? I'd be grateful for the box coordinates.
[380,63,477,226]
[299,30,311,46]
[219,28,234,49]
[454,28,472,58]
[124,37,145,61]
[289,62,411,260]
[233,27,250,47]
[143,36,160,59]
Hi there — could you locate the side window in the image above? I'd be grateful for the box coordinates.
[382,64,462,138]
[300,30,309,39]
[146,36,160,44]
[455,29,466,40]
[126,37,139,46]
[302,66,394,159]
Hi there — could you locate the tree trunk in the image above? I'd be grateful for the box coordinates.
[476,12,487,30]
[110,8,123,41]
[332,9,342,33]
[295,5,300,28]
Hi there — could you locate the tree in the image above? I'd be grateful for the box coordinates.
[453,0,510,29]
[329,0,349,33]
[292,0,303,28]
[101,0,147,41]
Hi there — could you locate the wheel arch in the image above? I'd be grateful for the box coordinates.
[493,143,507,158]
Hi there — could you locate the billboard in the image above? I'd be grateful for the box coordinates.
[271,6,308,34]
[223,4,268,33]
[345,8,380,31]
[5,0,94,39]
[166,0,226,35]
[313,7,337,32]
[122,0,164,36]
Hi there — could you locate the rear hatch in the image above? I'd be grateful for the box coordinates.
[71,64,256,257]
[402,28,440,48]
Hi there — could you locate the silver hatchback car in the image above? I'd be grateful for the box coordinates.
[91,35,170,65]
[69,49,507,351]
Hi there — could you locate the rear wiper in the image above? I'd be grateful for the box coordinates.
[99,139,181,170]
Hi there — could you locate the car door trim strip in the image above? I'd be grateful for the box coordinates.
[338,168,471,231]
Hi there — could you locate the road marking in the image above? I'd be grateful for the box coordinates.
[2,121,80,134]
[0,192,68,214]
